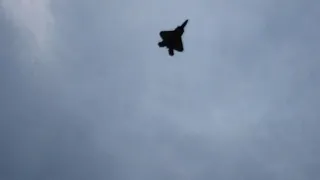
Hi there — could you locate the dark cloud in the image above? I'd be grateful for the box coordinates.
[0,8,120,180]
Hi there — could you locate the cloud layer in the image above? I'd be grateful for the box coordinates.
[1,0,320,180]
[1,0,54,62]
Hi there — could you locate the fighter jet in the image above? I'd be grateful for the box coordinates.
[158,19,189,56]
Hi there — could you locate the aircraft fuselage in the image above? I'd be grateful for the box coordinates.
[158,19,188,56]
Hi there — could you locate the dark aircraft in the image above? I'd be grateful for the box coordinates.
[158,19,189,56]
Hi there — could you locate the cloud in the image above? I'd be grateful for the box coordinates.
[1,0,54,61]
[1,0,320,179]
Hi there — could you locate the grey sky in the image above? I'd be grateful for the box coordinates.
[1,0,320,179]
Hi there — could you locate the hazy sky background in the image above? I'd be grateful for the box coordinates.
[1,0,320,179]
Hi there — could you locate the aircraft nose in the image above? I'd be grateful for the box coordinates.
[181,19,188,28]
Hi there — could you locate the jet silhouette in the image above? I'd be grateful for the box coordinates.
[158,19,188,56]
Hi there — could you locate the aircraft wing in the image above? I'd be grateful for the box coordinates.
[173,37,183,52]
[160,31,174,40]
[159,31,184,52]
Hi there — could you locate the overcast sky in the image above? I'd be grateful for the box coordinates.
[1,0,320,180]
